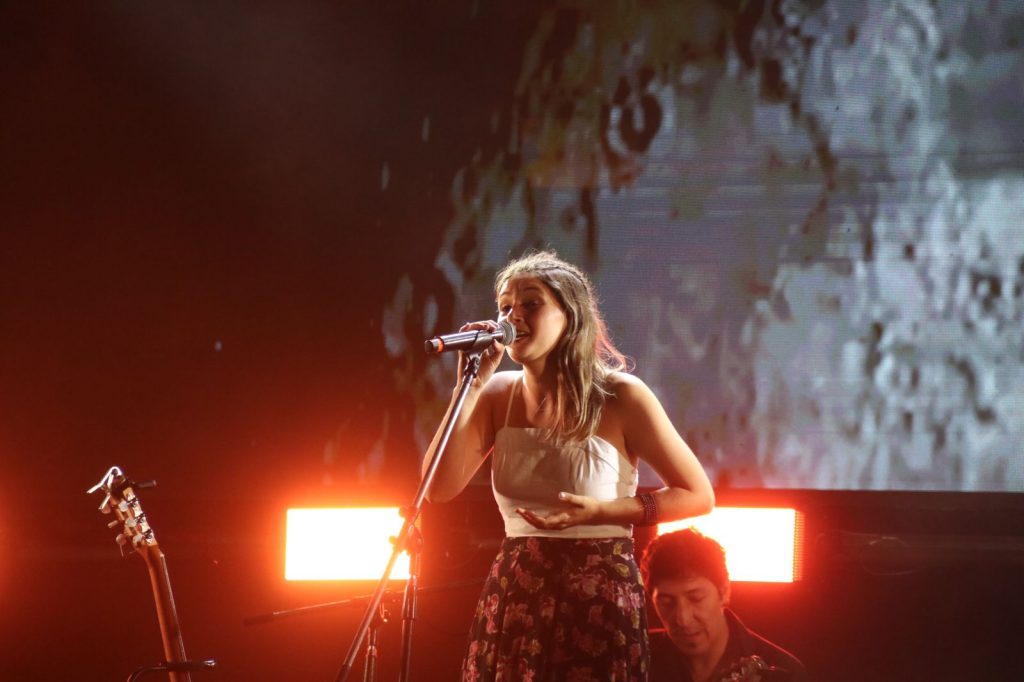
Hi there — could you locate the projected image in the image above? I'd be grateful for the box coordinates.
[384,1,1024,492]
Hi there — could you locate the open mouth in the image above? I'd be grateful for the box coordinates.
[513,331,530,343]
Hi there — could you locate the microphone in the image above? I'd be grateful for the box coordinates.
[424,319,516,354]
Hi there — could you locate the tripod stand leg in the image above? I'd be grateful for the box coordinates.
[363,604,388,682]
[399,526,423,682]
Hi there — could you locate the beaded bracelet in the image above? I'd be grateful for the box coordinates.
[637,492,658,526]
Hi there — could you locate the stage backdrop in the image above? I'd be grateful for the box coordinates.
[384,0,1024,492]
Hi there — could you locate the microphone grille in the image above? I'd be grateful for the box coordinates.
[497,318,516,345]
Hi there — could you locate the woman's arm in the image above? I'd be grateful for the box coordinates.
[515,373,714,530]
[421,322,512,503]
[613,373,715,522]
[421,380,496,503]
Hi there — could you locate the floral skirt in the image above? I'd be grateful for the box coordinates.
[461,536,649,682]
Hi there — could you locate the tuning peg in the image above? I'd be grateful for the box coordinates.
[107,519,121,529]
[115,536,136,557]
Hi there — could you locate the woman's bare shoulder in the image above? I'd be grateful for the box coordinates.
[490,369,522,385]
[605,372,664,421]
[606,371,649,398]
[482,369,521,396]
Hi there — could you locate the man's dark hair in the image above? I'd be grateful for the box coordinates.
[640,528,729,589]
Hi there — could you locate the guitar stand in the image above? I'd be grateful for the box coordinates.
[127,659,217,682]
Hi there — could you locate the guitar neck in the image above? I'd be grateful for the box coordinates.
[90,468,205,682]
[144,548,192,682]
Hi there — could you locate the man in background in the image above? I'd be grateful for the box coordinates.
[640,528,809,681]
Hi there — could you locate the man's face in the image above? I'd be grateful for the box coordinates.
[651,574,730,659]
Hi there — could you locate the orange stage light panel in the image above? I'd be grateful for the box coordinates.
[285,507,410,581]
[658,507,802,583]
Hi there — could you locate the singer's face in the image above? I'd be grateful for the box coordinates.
[497,276,567,366]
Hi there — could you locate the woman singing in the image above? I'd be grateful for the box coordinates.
[423,251,714,681]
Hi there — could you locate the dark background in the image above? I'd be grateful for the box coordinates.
[2,2,1023,680]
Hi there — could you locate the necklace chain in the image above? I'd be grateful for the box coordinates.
[522,377,550,418]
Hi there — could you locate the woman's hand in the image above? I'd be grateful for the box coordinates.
[456,320,507,389]
[515,492,602,531]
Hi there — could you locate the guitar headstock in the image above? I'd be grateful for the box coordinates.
[88,466,161,560]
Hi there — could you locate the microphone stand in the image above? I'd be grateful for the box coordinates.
[335,351,484,682]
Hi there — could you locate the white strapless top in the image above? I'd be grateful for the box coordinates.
[491,378,638,538]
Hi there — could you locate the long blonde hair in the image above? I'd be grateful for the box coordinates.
[495,251,628,442]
